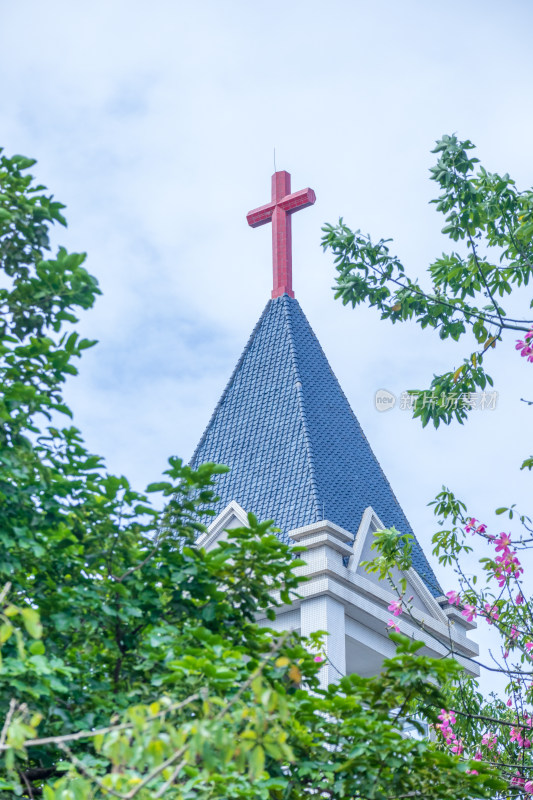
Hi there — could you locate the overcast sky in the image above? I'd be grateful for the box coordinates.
[2,0,532,689]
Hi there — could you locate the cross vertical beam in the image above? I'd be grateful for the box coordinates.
[246,170,316,299]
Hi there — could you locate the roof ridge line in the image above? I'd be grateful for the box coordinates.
[189,300,272,466]
[282,296,320,524]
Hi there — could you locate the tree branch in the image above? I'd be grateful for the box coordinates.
[0,693,200,751]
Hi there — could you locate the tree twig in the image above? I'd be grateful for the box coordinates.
[57,743,126,799]
[0,699,17,748]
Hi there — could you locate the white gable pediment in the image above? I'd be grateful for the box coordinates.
[348,506,447,625]
[196,500,249,552]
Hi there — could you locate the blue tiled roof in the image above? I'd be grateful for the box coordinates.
[190,294,442,597]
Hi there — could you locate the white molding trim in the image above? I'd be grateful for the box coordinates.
[259,526,479,670]
[196,500,249,550]
[290,519,353,544]
[349,506,377,570]
[289,520,353,557]
[407,566,448,625]
[263,574,480,676]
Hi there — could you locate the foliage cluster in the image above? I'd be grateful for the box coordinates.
[322,134,533,429]
[322,135,533,796]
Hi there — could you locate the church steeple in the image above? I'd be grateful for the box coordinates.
[189,171,481,684]
[190,293,442,597]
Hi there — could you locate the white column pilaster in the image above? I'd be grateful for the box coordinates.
[300,594,346,688]
[290,521,351,688]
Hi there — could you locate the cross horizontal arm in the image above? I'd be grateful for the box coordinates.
[278,188,316,214]
[246,202,275,228]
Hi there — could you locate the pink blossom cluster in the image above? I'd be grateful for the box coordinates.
[492,532,524,587]
[438,717,533,790]
[462,520,524,588]
[436,709,463,755]
[481,732,497,750]
[483,603,500,625]
[445,589,477,622]
[510,772,533,792]
[510,724,532,749]
[386,597,405,632]
[465,517,487,535]
[516,329,533,362]
[385,595,415,633]
[441,516,533,790]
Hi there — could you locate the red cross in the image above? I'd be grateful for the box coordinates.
[246,171,316,299]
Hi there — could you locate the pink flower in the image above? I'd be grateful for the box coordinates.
[466,518,487,535]
[482,732,497,750]
[517,593,525,605]
[494,533,512,553]
[474,750,482,761]
[507,698,513,707]
[492,548,523,586]
[387,618,400,633]
[511,771,525,787]
[516,329,533,361]
[388,599,402,617]
[462,604,477,622]
[446,590,461,607]
[525,642,533,655]
[438,709,456,725]
[525,780,533,793]
[314,655,324,663]
[494,551,522,577]
[436,710,457,745]
[483,603,499,624]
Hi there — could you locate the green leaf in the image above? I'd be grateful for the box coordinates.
[249,744,265,777]
[20,608,43,639]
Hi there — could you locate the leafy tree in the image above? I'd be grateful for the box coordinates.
[322,134,533,796]
[0,149,504,798]
[322,134,533,430]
